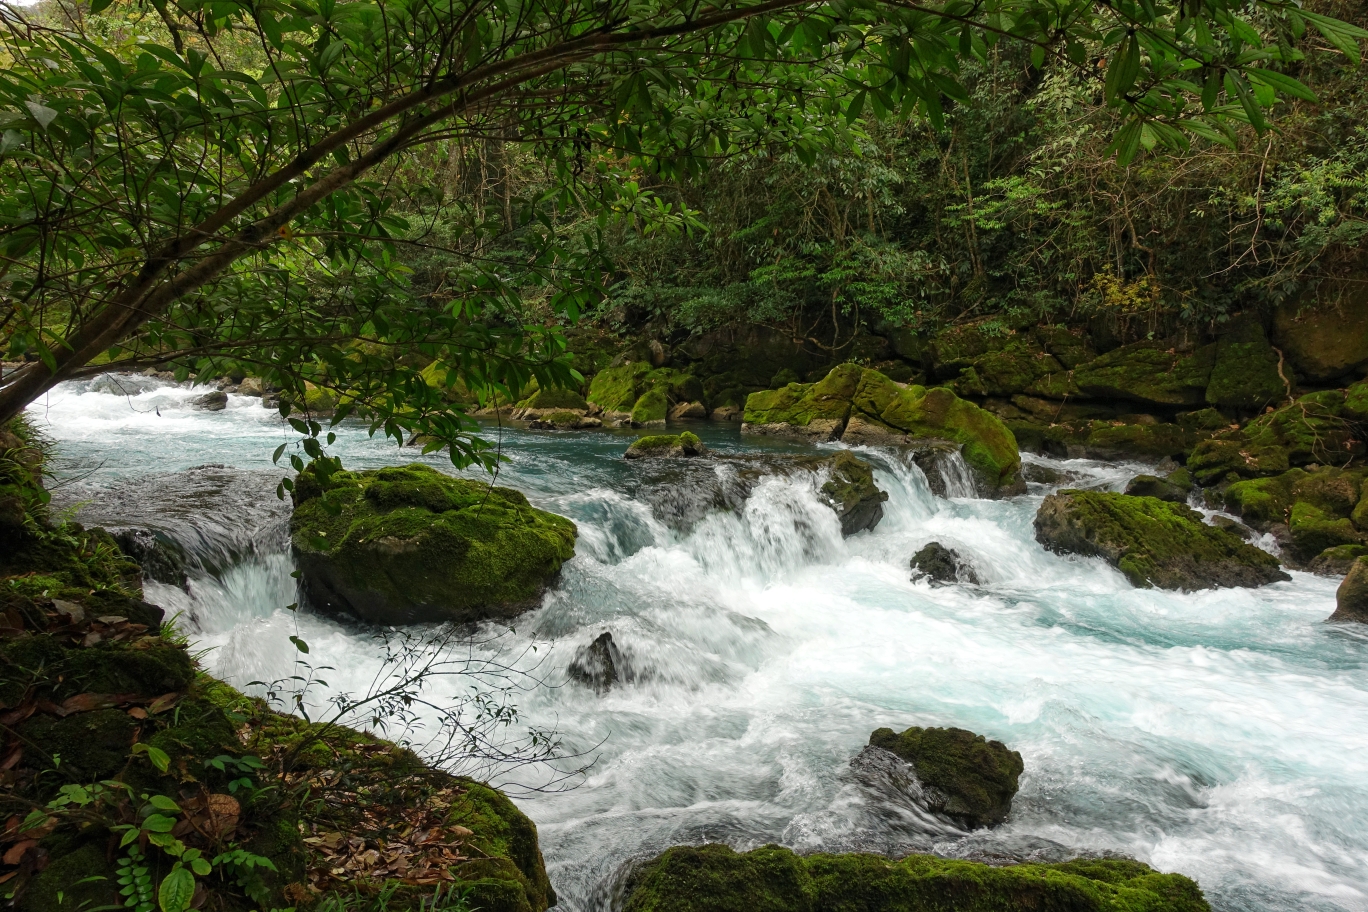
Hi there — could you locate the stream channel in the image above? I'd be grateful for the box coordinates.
[24,375,1368,912]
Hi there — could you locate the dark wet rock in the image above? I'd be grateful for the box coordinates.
[622,843,1210,912]
[625,432,708,459]
[1123,473,1188,503]
[1210,515,1255,541]
[110,527,190,587]
[567,631,625,693]
[910,542,979,585]
[867,725,1023,829]
[1330,557,1368,622]
[1034,490,1290,590]
[291,463,576,625]
[818,450,888,536]
[191,390,228,411]
[1022,463,1063,484]
[668,400,707,421]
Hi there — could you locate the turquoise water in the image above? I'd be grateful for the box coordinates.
[27,376,1368,912]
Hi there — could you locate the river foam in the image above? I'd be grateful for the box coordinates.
[26,377,1368,912]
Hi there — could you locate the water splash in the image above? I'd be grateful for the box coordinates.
[26,377,1368,912]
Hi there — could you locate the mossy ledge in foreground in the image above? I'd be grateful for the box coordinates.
[623,843,1209,912]
[291,463,577,625]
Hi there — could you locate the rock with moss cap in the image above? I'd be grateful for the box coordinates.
[291,463,576,625]
[1310,544,1368,576]
[844,370,1023,495]
[1034,491,1290,590]
[741,363,863,441]
[1331,557,1368,622]
[623,843,1209,912]
[868,725,1022,828]
[1205,316,1287,411]
[817,450,889,535]
[625,432,708,459]
[1273,295,1368,383]
[1072,339,1217,407]
[1124,473,1189,504]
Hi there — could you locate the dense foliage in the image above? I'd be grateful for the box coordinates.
[1,0,1364,467]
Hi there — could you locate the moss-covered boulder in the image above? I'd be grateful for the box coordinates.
[817,451,889,536]
[845,370,1022,494]
[1331,557,1368,622]
[632,387,669,428]
[291,464,576,625]
[1205,317,1287,411]
[1072,340,1216,407]
[1309,544,1368,576]
[1222,468,1368,563]
[868,726,1022,828]
[623,843,1210,912]
[741,363,862,441]
[1034,491,1290,590]
[625,432,708,459]
[1289,502,1365,562]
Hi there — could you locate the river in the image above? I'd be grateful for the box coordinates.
[25,375,1368,912]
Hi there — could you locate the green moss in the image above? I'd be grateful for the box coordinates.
[1035,491,1290,590]
[16,842,119,912]
[1033,325,1099,369]
[291,463,576,624]
[869,726,1022,828]
[1073,341,1217,406]
[144,694,240,773]
[950,346,1065,398]
[817,451,889,536]
[1206,320,1286,410]
[1224,471,1303,528]
[17,709,137,782]
[519,386,588,411]
[850,371,1021,489]
[1084,422,1190,458]
[743,363,863,435]
[624,843,1211,912]
[631,387,669,426]
[1188,438,1291,486]
[1289,502,1364,561]
[303,382,338,413]
[625,432,706,458]
[449,780,556,911]
[589,362,653,411]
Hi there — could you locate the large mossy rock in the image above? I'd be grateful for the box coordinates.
[625,432,708,459]
[1071,340,1217,407]
[1205,317,1287,411]
[291,464,576,625]
[741,365,1022,495]
[1330,557,1368,622]
[1034,491,1290,590]
[1222,466,1368,564]
[741,363,862,441]
[845,371,1022,493]
[623,843,1210,912]
[868,726,1021,828]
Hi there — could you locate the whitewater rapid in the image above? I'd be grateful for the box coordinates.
[26,376,1368,912]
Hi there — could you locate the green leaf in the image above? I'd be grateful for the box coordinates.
[133,743,171,773]
[190,858,212,876]
[289,635,309,654]
[1248,68,1318,103]
[148,795,182,813]
[158,866,195,912]
[142,814,177,833]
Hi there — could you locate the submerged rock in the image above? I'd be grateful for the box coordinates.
[291,463,576,625]
[191,390,228,411]
[910,542,979,585]
[623,844,1210,912]
[868,725,1022,828]
[110,527,190,587]
[1330,557,1368,623]
[1034,491,1290,590]
[625,432,708,459]
[567,631,625,693]
[818,450,888,536]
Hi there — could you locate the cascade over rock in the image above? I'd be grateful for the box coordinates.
[741,365,1023,495]
[623,844,1210,912]
[867,725,1021,828]
[290,463,576,625]
[1034,491,1290,590]
[817,450,888,535]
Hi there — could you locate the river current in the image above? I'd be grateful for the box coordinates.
[24,376,1368,912]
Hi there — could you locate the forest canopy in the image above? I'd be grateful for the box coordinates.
[0,0,1365,467]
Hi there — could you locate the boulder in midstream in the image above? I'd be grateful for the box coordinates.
[865,725,1023,829]
[910,542,979,585]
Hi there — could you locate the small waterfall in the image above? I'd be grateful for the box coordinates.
[928,449,978,499]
